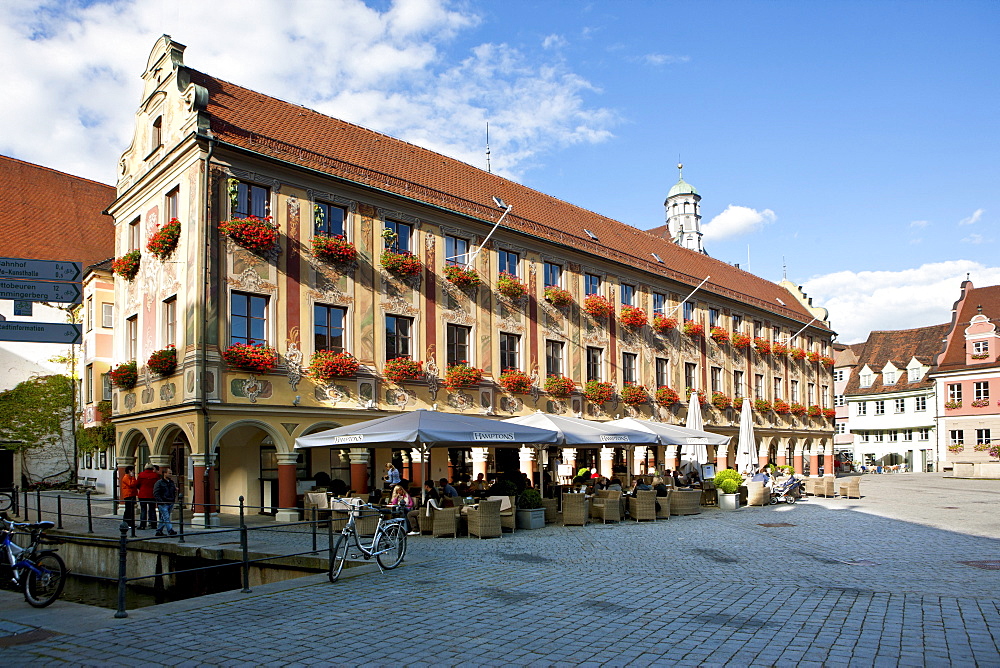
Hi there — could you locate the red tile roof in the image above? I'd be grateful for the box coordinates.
[188,69,827,329]
[935,283,1000,373]
[0,155,115,267]
[843,324,949,396]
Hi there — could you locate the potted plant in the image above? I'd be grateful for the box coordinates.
[655,386,679,407]
[807,404,822,417]
[443,265,481,289]
[732,333,752,348]
[820,355,835,367]
[948,444,964,454]
[544,375,575,398]
[753,337,771,355]
[146,218,181,260]
[711,391,731,410]
[822,408,836,419]
[111,250,141,282]
[497,369,532,394]
[714,469,743,510]
[772,342,789,356]
[753,398,772,413]
[807,351,821,363]
[219,216,280,254]
[444,363,483,390]
[584,380,615,404]
[308,350,360,381]
[945,400,962,410]
[496,272,528,300]
[789,347,807,361]
[971,398,989,408]
[619,305,647,329]
[223,342,279,374]
[583,294,615,319]
[682,321,704,338]
[686,387,707,405]
[109,360,138,390]
[652,315,677,334]
[312,234,358,264]
[619,384,647,406]
[773,399,791,415]
[380,249,422,277]
[383,357,424,384]
[147,346,177,376]
[544,286,573,307]
[515,489,545,529]
[710,327,730,345]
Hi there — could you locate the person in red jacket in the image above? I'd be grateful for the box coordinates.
[120,466,139,530]
[136,464,160,530]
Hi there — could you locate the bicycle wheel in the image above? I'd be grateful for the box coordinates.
[23,551,66,608]
[375,523,406,570]
[328,534,349,582]
[0,494,12,512]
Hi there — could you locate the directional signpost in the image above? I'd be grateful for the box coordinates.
[0,258,82,282]
[0,280,81,304]
[0,256,84,344]
[0,321,81,344]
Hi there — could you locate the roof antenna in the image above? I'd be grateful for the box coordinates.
[782,256,787,280]
[486,121,491,174]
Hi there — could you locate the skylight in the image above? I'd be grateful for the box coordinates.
[651,253,663,263]
[584,229,598,240]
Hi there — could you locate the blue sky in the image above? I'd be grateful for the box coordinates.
[2,0,998,342]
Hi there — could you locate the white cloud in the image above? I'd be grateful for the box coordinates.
[542,34,567,49]
[958,208,985,226]
[0,0,617,183]
[643,53,690,66]
[909,219,930,228]
[961,233,991,245]
[702,205,776,241]
[800,260,1000,344]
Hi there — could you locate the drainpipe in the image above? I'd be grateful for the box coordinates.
[199,130,216,525]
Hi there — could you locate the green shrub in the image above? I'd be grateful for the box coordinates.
[517,489,543,509]
[714,469,743,495]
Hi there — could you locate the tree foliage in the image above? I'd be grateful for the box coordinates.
[0,375,73,452]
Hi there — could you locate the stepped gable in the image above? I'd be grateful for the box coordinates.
[0,155,115,267]
[188,69,825,328]
[844,324,949,396]
[936,283,1000,373]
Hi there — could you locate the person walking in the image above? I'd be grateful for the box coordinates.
[136,463,160,530]
[120,466,139,530]
[153,467,178,536]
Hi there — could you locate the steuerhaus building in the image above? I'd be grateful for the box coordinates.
[87,36,836,523]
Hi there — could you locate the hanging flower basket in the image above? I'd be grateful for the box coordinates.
[111,250,141,282]
[655,386,680,407]
[754,398,772,412]
[312,234,358,264]
[146,218,181,260]
[682,321,704,338]
[711,392,731,410]
[147,346,177,376]
[383,357,424,384]
[807,351,821,363]
[584,380,615,404]
[789,347,807,361]
[583,294,615,319]
[308,350,360,380]
[496,272,528,300]
[773,399,791,414]
[945,400,962,410]
[652,315,677,334]
[544,286,573,307]
[807,404,822,417]
[109,361,138,390]
[443,265,482,289]
[619,384,647,406]
[732,333,752,348]
[381,250,422,277]
[822,408,836,419]
[686,387,707,405]
[710,327,730,345]
[219,216,279,254]
[619,305,647,329]
[498,369,532,394]
[544,375,576,398]
[445,363,484,390]
[223,342,278,374]
[753,338,771,356]
[772,342,789,356]
[820,355,835,367]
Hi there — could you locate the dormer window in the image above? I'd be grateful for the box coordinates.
[973,340,989,359]
[860,373,872,388]
[884,371,896,385]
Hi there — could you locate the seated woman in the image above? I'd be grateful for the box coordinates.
[651,476,670,497]
[672,470,687,488]
[631,476,652,493]
[406,482,442,536]
[606,477,623,492]
[388,484,414,517]
[687,470,702,487]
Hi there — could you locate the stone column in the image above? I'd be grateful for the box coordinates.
[670,445,681,471]
[409,448,427,488]
[562,448,577,483]
[471,447,488,480]
[810,442,822,477]
[716,444,728,472]
[188,452,219,526]
[776,441,787,467]
[632,448,644,476]
[275,452,301,523]
[149,455,171,469]
[519,446,536,483]
[825,440,836,477]
[758,439,769,471]
[793,444,804,476]
[400,449,412,485]
[348,448,370,494]
[599,447,614,479]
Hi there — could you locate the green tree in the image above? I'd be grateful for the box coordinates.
[0,375,73,454]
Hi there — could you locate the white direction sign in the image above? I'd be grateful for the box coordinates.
[0,321,81,344]
[0,280,81,304]
[0,258,82,282]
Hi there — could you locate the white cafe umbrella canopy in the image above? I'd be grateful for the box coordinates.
[605,417,729,447]
[734,398,758,475]
[505,412,659,446]
[681,392,708,475]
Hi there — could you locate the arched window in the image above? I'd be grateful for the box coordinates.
[151,116,162,151]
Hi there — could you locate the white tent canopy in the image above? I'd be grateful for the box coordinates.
[681,393,709,475]
[505,413,659,446]
[734,398,758,475]
[605,417,729,447]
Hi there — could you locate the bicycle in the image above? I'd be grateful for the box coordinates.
[0,491,13,513]
[0,517,66,607]
[328,499,407,582]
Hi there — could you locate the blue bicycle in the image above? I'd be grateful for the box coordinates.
[0,518,66,607]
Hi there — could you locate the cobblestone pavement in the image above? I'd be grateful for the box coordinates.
[0,474,999,666]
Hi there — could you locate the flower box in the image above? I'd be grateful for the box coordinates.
[971,399,989,408]
[112,250,141,282]
[789,347,807,361]
[443,265,482,289]
[711,392,731,410]
[147,346,177,376]
[584,380,615,404]
[496,272,527,300]
[219,216,279,254]
[753,398,772,412]
[732,333,752,348]
[807,351,821,363]
[383,357,424,384]
[820,355,835,367]
[753,338,771,355]
[619,384,647,406]
[223,343,278,374]
[445,363,484,390]
[544,375,575,398]
[312,234,358,264]
[974,442,991,452]
[948,444,965,454]
[822,408,836,419]
[710,327,730,345]
[308,350,360,380]
[583,294,615,319]
[110,361,138,390]
[498,369,532,394]
[790,402,807,416]
[146,218,181,260]
[381,250,422,277]
[619,305,647,329]
[655,386,679,407]
[772,342,789,356]
[807,404,821,417]
[945,400,962,410]
[652,315,677,334]
[686,388,707,405]
[773,399,791,415]
[544,286,573,307]
[682,321,704,338]
[971,353,990,360]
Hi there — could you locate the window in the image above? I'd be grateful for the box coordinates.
[908,367,921,382]
[385,315,413,361]
[835,394,845,407]
[231,292,268,345]
[151,116,162,151]
[857,402,867,416]
[126,315,138,360]
[101,373,112,401]
[859,432,870,442]
[314,304,346,353]
[873,432,884,442]
[445,234,469,267]
[874,400,885,415]
[790,380,799,402]
[166,186,179,222]
[918,428,930,440]
[975,381,990,402]
[772,326,780,342]
[860,373,872,388]
[315,201,347,237]
[709,308,720,328]
[586,348,603,382]
[978,429,992,445]
[498,250,519,277]
[652,293,666,315]
[732,314,743,332]
[128,217,141,251]
[233,180,270,219]
[808,383,815,405]
[622,353,638,385]
[948,383,963,402]
[773,377,783,400]
[620,283,635,306]
[102,303,114,328]
[821,385,828,407]
[734,370,744,398]
[711,367,722,393]
[754,374,764,399]
[974,340,989,356]
[446,324,471,367]
[684,363,697,390]
[86,297,94,332]
[500,334,520,371]
[915,396,927,411]
[546,341,564,377]
[543,262,562,288]
[834,369,845,382]
[835,422,846,435]
[903,430,912,441]
[163,296,177,348]
[753,321,763,338]
[656,358,670,388]
[889,430,898,442]
[949,430,964,446]
[85,364,93,403]
[384,219,412,253]
[884,370,896,385]
[584,273,600,296]
[683,301,695,322]
[894,398,905,413]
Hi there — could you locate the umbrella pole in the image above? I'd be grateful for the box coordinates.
[537,445,544,498]
[421,443,428,504]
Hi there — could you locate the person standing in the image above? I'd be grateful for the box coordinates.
[383,462,401,490]
[153,467,178,536]
[136,464,160,530]
[120,466,139,530]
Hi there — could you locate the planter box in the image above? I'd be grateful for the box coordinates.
[718,492,740,511]
[516,507,545,530]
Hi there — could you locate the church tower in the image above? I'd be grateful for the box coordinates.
[664,163,705,254]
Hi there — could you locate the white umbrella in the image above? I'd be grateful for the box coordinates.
[735,398,757,475]
[681,393,707,475]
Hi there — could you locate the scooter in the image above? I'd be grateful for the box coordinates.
[769,475,802,504]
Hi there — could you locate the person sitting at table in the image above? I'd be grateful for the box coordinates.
[469,473,489,493]
[688,469,702,487]
[439,477,459,498]
[607,477,623,492]
[329,478,348,497]
[672,470,687,488]
[389,484,413,515]
[651,476,669,496]
[454,474,471,496]
[594,476,609,491]
[631,476,652,493]
[406,482,442,536]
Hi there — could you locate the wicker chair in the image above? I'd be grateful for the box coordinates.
[467,499,502,539]
[561,493,588,526]
[839,477,861,499]
[590,490,622,524]
[431,506,459,538]
[700,481,718,507]
[628,490,657,522]
[746,481,769,506]
[486,496,516,534]
[816,477,837,497]
[541,497,558,524]
[670,489,702,515]
[655,490,671,520]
